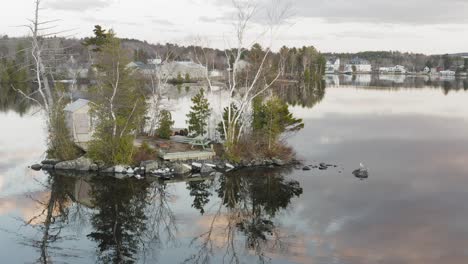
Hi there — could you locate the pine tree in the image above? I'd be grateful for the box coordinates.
[186,88,211,137]
[157,110,174,139]
[251,96,304,149]
[87,29,147,165]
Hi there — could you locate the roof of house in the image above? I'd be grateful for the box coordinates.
[64,99,90,112]
[128,61,157,70]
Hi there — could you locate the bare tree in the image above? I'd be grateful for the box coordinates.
[194,0,291,150]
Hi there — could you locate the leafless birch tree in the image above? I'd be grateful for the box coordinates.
[195,0,291,150]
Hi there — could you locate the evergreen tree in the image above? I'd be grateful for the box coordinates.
[157,110,174,139]
[87,29,147,165]
[186,88,211,137]
[251,96,304,149]
[217,103,239,140]
[82,25,111,52]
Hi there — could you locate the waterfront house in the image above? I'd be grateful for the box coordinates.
[159,60,207,80]
[379,65,407,74]
[64,99,93,150]
[344,58,372,74]
[439,70,456,76]
[126,61,157,75]
[326,58,340,74]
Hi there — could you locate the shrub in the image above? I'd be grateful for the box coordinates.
[157,110,174,139]
[132,141,157,165]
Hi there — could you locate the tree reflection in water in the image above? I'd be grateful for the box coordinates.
[20,171,178,264]
[185,167,303,264]
[22,170,88,263]
[88,176,179,263]
[87,176,150,263]
[273,80,326,109]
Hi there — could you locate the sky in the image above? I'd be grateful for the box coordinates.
[1,0,467,54]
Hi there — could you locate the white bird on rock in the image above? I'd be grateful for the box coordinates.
[353,162,369,179]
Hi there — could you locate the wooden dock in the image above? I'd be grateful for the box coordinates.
[158,150,216,161]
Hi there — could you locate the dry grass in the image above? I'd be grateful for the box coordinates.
[226,135,295,163]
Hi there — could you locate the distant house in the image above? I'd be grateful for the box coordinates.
[325,58,340,74]
[439,70,456,76]
[344,58,372,73]
[126,61,157,75]
[147,58,162,65]
[209,69,224,78]
[56,56,90,79]
[158,60,207,80]
[64,99,93,150]
[379,65,407,74]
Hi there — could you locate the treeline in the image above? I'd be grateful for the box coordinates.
[0,34,325,84]
[324,51,468,72]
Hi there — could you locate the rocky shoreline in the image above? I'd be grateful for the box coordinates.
[30,156,301,179]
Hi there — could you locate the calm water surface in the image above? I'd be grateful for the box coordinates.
[1,76,468,263]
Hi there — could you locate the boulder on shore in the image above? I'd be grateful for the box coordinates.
[42,164,55,170]
[353,168,369,179]
[140,160,160,174]
[55,157,94,171]
[41,159,60,165]
[30,164,42,171]
[272,158,285,166]
[173,163,192,175]
[201,164,215,174]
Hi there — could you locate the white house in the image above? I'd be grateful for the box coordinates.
[126,61,157,75]
[439,70,456,76]
[158,61,207,79]
[344,58,372,74]
[64,99,93,150]
[209,69,224,78]
[326,58,340,74]
[379,65,407,74]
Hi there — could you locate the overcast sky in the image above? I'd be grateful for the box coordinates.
[1,0,467,54]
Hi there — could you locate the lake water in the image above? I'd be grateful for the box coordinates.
[1,75,468,263]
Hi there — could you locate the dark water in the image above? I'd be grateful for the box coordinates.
[1,76,468,263]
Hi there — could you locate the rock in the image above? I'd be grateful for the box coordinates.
[213,172,223,177]
[90,164,99,171]
[95,160,106,169]
[75,157,94,171]
[41,159,60,165]
[140,160,159,174]
[55,160,75,170]
[126,167,135,174]
[201,164,215,174]
[302,166,311,171]
[319,163,328,170]
[114,165,126,173]
[353,168,369,179]
[192,162,202,168]
[215,162,226,170]
[102,166,115,173]
[205,163,217,168]
[173,163,192,175]
[55,157,93,171]
[42,164,55,170]
[30,164,42,171]
[272,158,285,166]
[225,163,235,169]
[253,159,263,166]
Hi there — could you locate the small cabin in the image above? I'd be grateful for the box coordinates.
[64,99,93,150]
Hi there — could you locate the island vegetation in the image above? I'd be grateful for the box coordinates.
[0,0,320,173]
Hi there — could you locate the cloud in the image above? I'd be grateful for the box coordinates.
[47,0,112,11]
[148,18,175,26]
[214,0,468,25]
